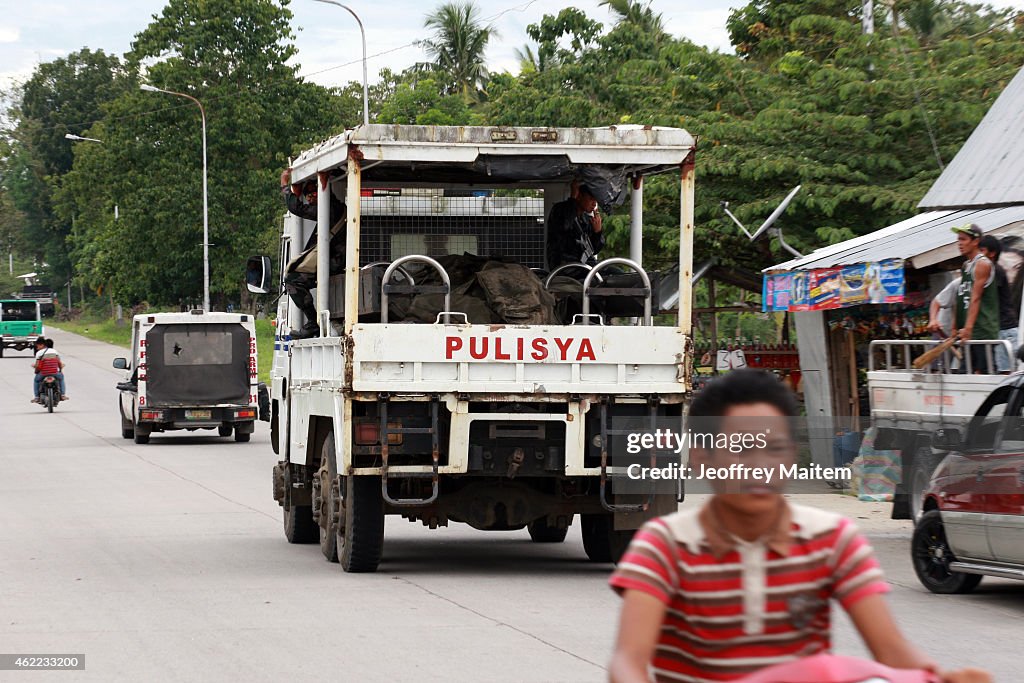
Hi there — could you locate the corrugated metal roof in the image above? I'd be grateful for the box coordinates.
[919,65,1024,210]
[767,206,1024,272]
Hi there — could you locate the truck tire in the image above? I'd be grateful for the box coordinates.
[234,431,250,443]
[282,465,317,544]
[911,510,982,594]
[528,516,570,543]
[133,429,150,445]
[314,434,339,562]
[337,475,385,573]
[219,424,232,437]
[581,513,635,564]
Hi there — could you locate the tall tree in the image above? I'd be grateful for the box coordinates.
[598,0,665,36]
[420,1,497,101]
[57,0,343,306]
[4,49,130,289]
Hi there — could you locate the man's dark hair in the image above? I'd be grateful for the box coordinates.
[45,338,54,348]
[689,369,799,420]
[980,235,1002,259]
[34,336,46,346]
[577,184,596,199]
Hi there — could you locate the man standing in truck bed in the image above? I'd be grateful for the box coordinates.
[952,223,999,373]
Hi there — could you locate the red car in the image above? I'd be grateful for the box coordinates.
[912,375,1024,593]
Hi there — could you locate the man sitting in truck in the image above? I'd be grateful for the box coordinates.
[280,169,347,338]
[545,183,606,272]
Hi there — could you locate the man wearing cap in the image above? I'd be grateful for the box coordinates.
[546,183,606,272]
[952,223,999,373]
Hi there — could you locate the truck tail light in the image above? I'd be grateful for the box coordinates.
[234,409,256,419]
[355,422,379,445]
[354,421,403,445]
[140,410,164,420]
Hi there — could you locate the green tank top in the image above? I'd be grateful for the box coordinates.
[955,254,1000,339]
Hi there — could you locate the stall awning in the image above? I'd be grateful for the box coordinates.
[768,206,1024,273]
[762,205,1024,312]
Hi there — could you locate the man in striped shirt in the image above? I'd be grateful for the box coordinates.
[608,370,989,683]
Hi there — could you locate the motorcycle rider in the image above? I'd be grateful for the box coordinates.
[607,369,989,683]
[31,337,67,402]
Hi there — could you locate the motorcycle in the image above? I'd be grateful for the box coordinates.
[736,654,939,683]
[38,374,62,413]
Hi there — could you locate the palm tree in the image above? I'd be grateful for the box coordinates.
[421,1,497,101]
[598,0,665,35]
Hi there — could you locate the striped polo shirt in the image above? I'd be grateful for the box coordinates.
[609,501,889,683]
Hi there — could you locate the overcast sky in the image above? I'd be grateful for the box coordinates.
[0,0,743,91]
[2,0,1021,93]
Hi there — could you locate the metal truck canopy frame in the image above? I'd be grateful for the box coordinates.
[286,124,697,339]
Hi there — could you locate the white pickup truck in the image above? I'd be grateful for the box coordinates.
[867,338,1013,522]
[252,124,697,572]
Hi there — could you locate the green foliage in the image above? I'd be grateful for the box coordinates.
[419,1,497,101]
[51,0,341,306]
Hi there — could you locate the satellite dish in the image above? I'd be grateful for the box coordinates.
[720,185,804,257]
[750,185,801,242]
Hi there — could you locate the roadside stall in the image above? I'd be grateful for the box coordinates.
[766,207,1024,470]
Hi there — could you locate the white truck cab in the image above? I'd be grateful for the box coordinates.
[256,124,697,572]
[113,311,262,445]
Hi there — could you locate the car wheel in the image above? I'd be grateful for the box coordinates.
[120,403,135,439]
[911,510,983,594]
[581,513,635,564]
[133,418,150,445]
[527,516,570,543]
[313,434,339,562]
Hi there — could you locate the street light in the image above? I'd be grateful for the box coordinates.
[140,83,210,312]
[312,0,369,127]
[65,133,104,143]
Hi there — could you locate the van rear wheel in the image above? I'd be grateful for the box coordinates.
[218,424,232,437]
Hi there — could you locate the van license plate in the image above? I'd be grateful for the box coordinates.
[185,410,211,420]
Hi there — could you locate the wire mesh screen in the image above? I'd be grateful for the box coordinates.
[359,190,546,268]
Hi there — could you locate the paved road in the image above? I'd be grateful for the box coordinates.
[2,329,1022,681]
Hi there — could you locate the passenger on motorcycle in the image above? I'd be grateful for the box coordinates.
[608,370,989,683]
[31,337,67,402]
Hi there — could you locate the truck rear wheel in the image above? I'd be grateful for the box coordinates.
[528,516,570,543]
[282,465,317,544]
[314,434,339,562]
[581,513,635,564]
[234,431,250,443]
[337,475,385,573]
[218,424,232,437]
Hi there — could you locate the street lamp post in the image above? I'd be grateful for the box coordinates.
[140,83,210,312]
[312,0,369,127]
